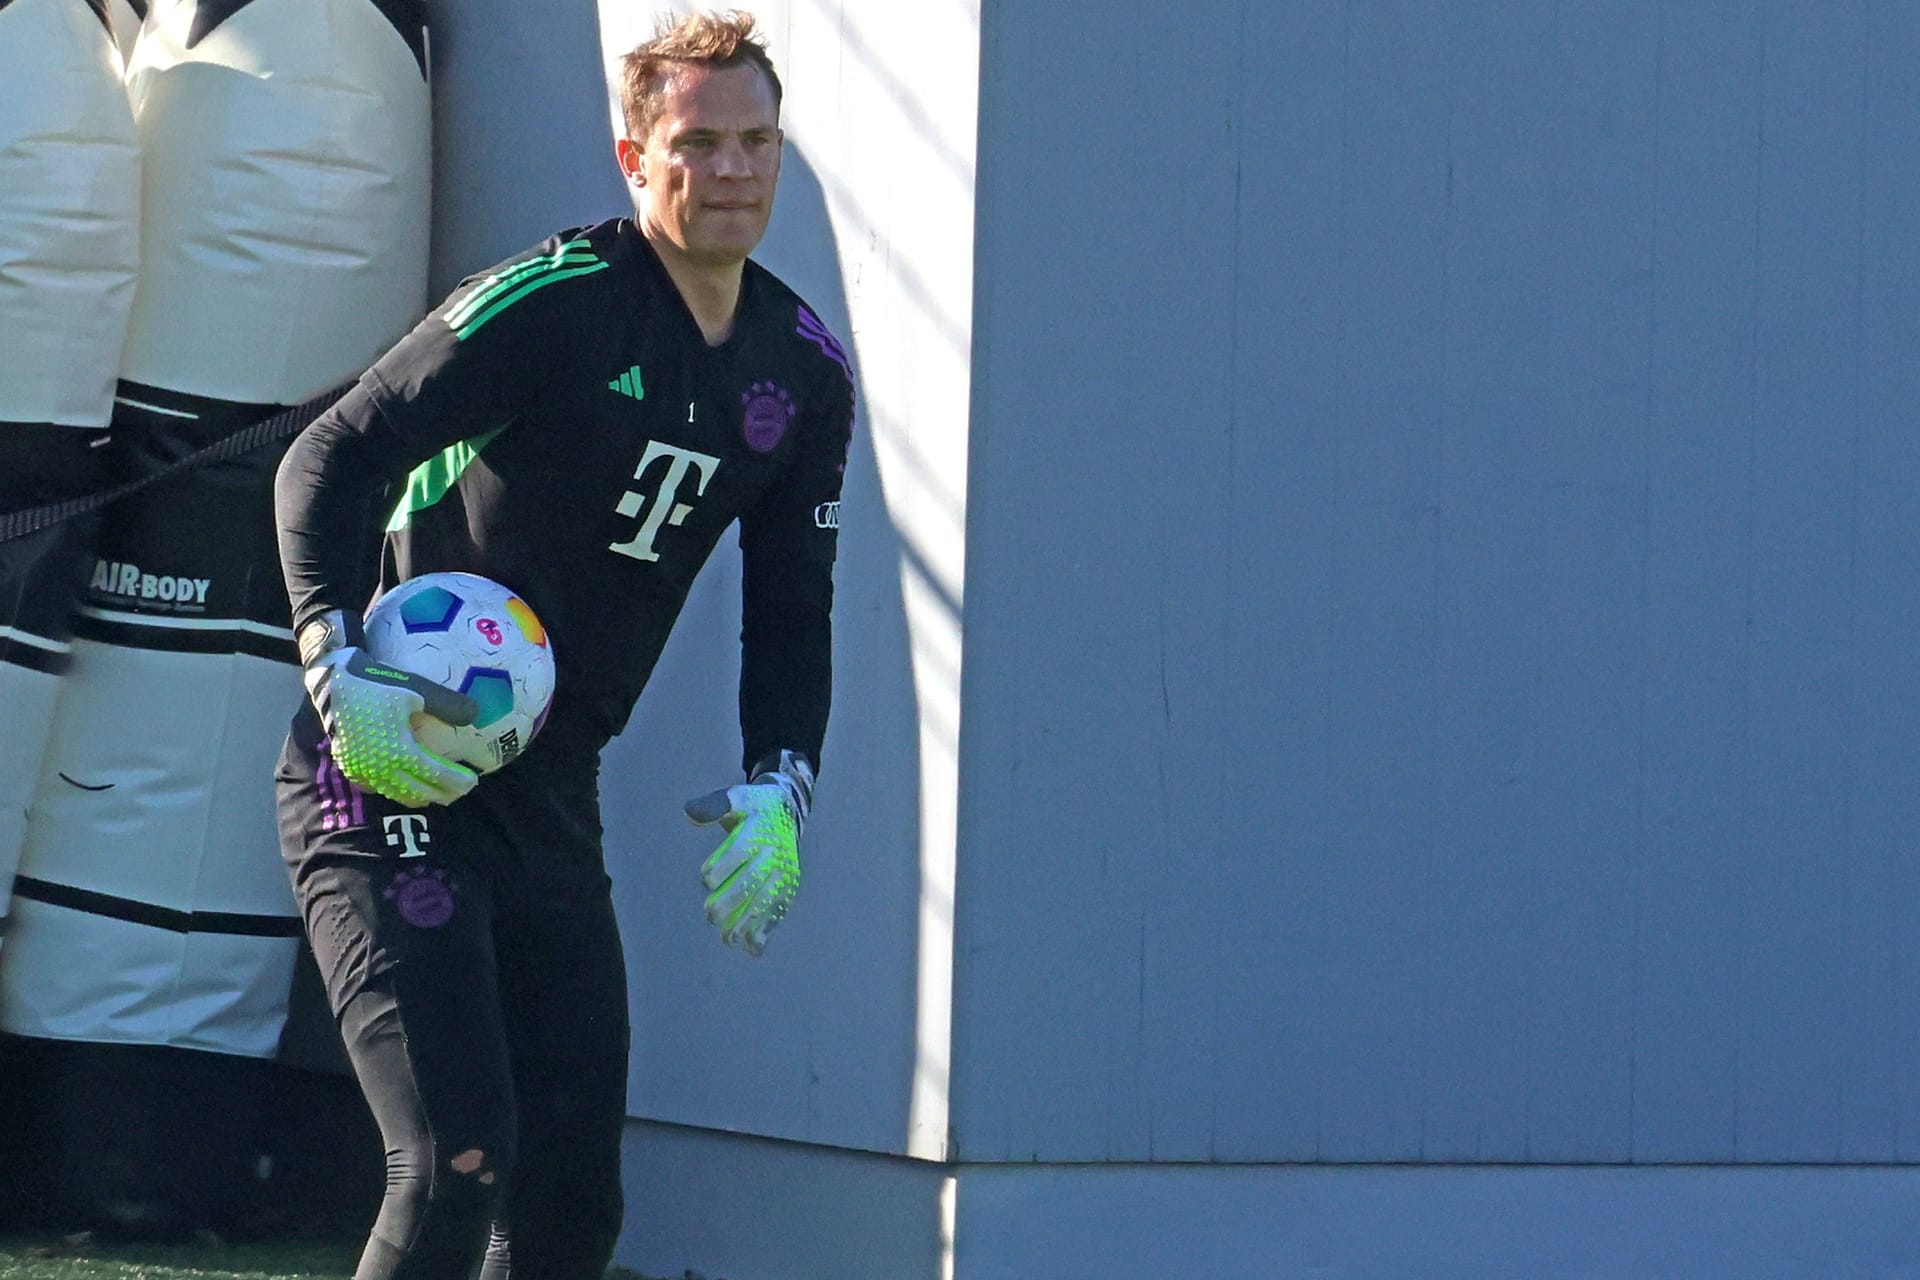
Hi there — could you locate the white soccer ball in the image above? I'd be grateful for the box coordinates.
[363,571,556,774]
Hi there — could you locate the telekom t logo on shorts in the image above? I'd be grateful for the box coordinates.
[383,814,431,857]
[609,440,721,562]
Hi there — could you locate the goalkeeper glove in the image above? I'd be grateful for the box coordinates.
[299,609,481,808]
[684,750,813,957]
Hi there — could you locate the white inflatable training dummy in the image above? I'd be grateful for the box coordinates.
[3,0,432,1060]
[0,0,141,959]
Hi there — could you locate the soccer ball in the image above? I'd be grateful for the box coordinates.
[362,571,556,774]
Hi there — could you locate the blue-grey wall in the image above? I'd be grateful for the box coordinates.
[398,1,1920,1274]
[955,0,1920,1165]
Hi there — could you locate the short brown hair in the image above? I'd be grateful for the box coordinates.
[619,11,784,142]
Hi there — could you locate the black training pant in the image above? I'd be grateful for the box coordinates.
[277,703,628,1280]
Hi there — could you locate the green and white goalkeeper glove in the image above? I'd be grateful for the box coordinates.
[684,750,813,957]
[299,609,481,808]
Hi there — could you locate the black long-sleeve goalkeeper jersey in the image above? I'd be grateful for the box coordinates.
[275,218,854,773]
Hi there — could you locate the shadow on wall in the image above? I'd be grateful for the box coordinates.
[424,0,628,294]
[601,142,929,1158]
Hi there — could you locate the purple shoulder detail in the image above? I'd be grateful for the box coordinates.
[796,304,855,388]
[795,303,856,474]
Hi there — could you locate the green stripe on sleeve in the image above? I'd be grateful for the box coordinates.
[444,256,594,327]
[443,238,597,328]
[452,262,611,340]
[386,429,505,531]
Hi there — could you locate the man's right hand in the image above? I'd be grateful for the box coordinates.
[299,610,480,807]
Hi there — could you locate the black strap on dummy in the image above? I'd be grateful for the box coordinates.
[0,384,347,545]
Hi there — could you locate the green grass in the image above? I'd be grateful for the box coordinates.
[0,1236,665,1280]
[0,1235,360,1280]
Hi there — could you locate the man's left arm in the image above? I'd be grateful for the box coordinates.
[736,364,852,779]
[684,360,853,956]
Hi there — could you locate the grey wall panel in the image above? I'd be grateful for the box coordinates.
[952,1164,1920,1280]
[615,1131,1920,1280]
[423,2,623,297]
[957,0,1252,1165]
[1629,0,1762,1162]
[1518,0,1659,1165]
[1306,0,1454,1166]
[1860,0,1920,1163]
[957,1,1920,1165]
[616,1119,948,1280]
[1420,0,1562,1164]
[1738,0,1869,1162]
[1206,0,1353,1165]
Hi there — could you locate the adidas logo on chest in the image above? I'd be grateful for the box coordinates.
[608,364,645,400]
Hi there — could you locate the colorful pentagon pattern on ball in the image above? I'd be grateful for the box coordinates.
[504,596,547,646]
[460,667,516,729]
[398,585,462,632]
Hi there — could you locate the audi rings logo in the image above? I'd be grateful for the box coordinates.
[813,501,840,530]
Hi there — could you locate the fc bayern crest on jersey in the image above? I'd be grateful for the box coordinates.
[741,381,796,453]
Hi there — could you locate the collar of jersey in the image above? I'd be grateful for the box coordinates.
[623,219,759,356]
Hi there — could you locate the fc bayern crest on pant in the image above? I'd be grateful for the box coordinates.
[386,867,457,928]
[740,381,796,453]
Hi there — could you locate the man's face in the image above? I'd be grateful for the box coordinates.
[621,62,782,268]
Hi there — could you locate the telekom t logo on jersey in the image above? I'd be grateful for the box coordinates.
[609,440,721,562]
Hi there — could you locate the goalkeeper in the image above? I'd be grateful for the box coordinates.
[271,13,852,1280]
